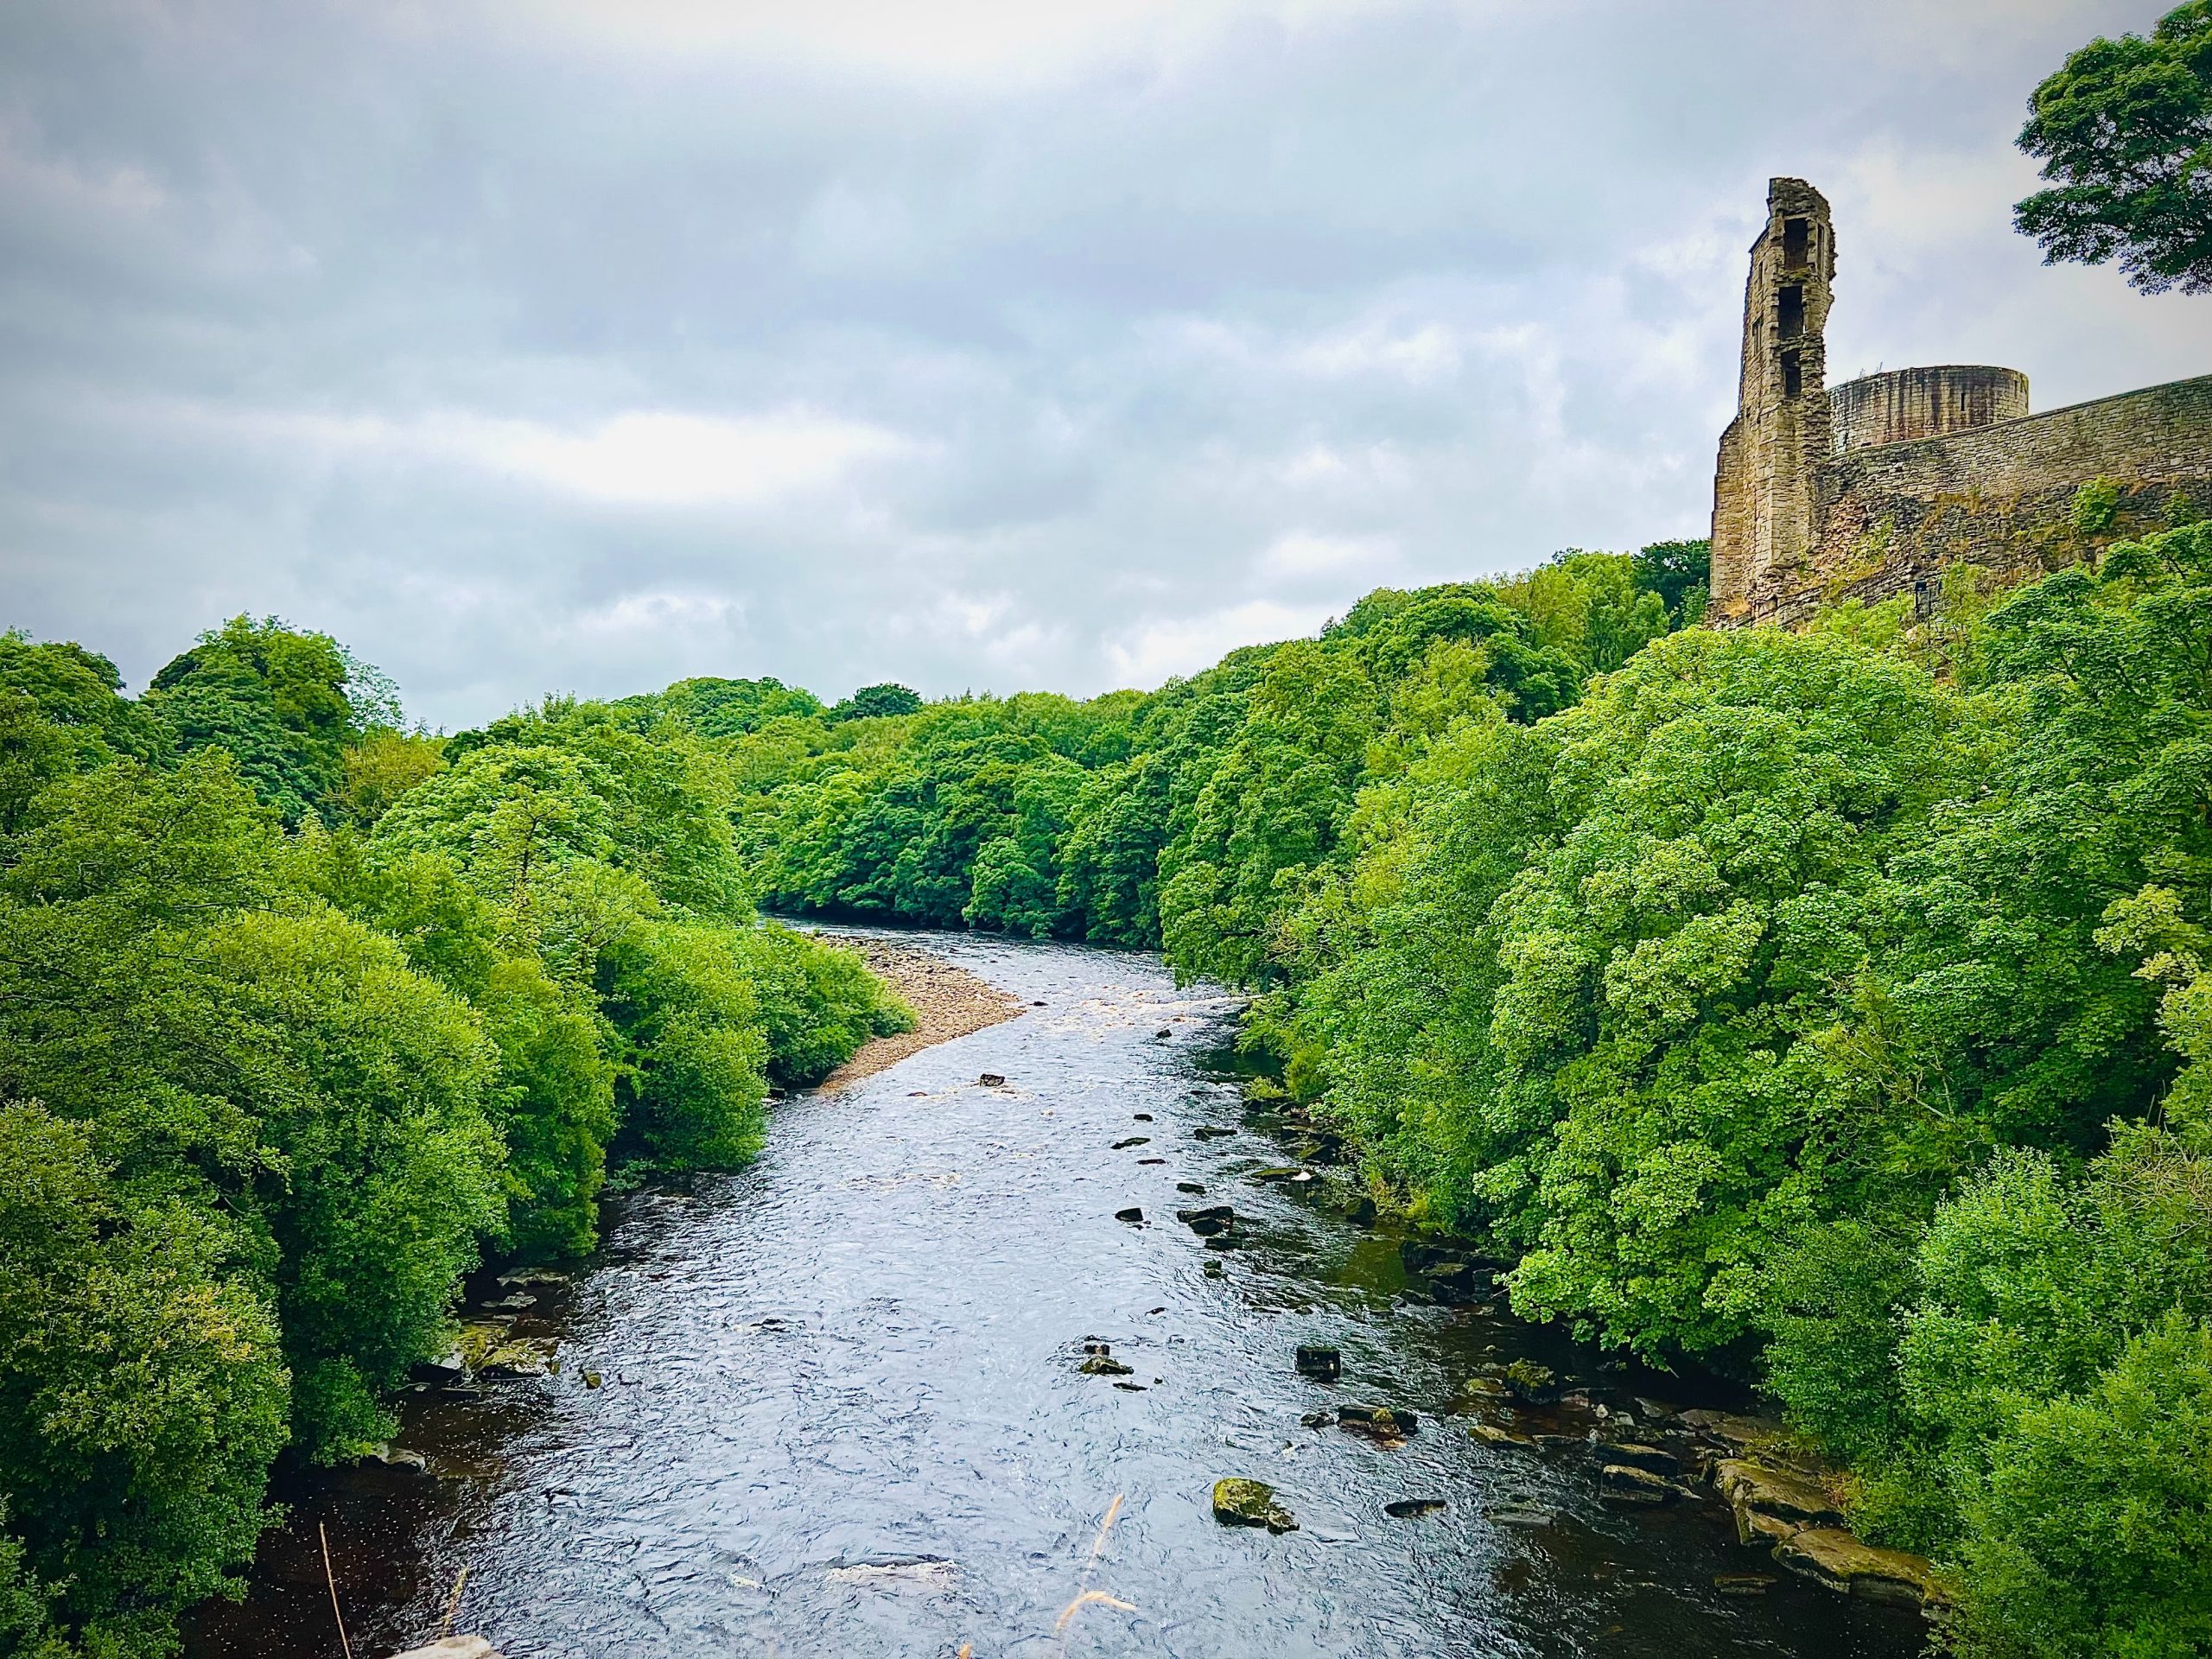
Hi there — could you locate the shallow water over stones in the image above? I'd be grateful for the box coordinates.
[191,933,1920,1659]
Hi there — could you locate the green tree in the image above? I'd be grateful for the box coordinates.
[829,683,924,722]
[1950,1313,2212,1658]
[0,1105,288,1659]
[2015,0,2212,295]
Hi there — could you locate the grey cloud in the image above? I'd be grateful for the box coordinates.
[2,0,2208,727]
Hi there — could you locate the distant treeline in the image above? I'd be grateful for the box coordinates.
[0,619,909,1659]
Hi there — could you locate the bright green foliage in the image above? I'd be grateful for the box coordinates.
[733,924,914,1087]
[0,637,169,834]
[597,917,771,1169]
[0,620,908,1659]
[0,1107,287,1659]
[1293,628,1983,1352]
[1630,538,1713,623]
[636,676,824,737]
[385,715,747,918]
[1950,1312,2212,1659]
[144,617,392,825]
[337,729,445,827]
[2015,0,2212,295]
[1159,641,1381,986]
[728,554,1656,965]
[830,683,925,721]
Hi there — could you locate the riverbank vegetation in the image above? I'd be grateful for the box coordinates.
[620,524,2206,1655]
[7,521,2212,1657]
[0,621,909,1659]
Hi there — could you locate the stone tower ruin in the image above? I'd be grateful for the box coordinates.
[1710,179,1837,610]
[1708,179,2212,626]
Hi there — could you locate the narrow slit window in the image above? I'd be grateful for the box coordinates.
[1778,283,1805,340]
[1781,348,1803,399]
[1782,217,1810,268]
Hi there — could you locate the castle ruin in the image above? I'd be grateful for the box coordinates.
[1709,179,2212,626]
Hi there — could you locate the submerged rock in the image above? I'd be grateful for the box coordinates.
[1111,1136,1151,1150]
[1294,1344,1341,1381]
[1202,1260,1227,1278]
[391,1640,501,1659]
[358,1444,429,1474]
[1192,1126,1236,1141]
[1488,1503,1559,1528]
[1175,1181,1207,1196]
[825,1555,958,1589]
[1383,1497,1446,1519]
[1714,1573,1776,1599]
[1176,1204,1235,1236]
[1471,1421,1535,1448]
[479,1338,558,1378]
[1336,1402,1418,1440]
[1212,1478,1298,1533]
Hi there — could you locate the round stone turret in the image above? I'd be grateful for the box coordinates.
[1828,365,2029,454]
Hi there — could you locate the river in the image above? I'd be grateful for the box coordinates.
[191,932,1921,1659]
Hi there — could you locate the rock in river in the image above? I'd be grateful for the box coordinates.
[1384,1497,1446,1519]
[1111,1136,1151,1150]
[1115,1206,1145,1224]
[1497,1360,1560,1406]
[1175,1204,1235,1236]
[1077,1341,1135,1376]
[1336,1402,1418,1440]
[1713,1459,1845,1542]
[1294,1344,1341,1381]
[1212,1478,1297,1533]
[1598,1464,1678,1506]
[1774,1529,1942,1606]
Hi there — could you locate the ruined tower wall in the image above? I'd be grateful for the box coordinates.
[1829,365,2031,454]
[1709,179,1836,613]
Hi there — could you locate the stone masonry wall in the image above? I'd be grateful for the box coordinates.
[1719,373,2212,626]
[1828,365,2030,454]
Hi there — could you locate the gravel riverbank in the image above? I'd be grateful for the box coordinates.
[810,933,1029,1091]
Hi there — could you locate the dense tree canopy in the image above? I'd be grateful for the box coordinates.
[9,519,2212,1655]
[2015,0,2212,294]
[0,620,909,1659]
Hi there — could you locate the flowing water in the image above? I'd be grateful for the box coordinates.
[191,933,1921,1659]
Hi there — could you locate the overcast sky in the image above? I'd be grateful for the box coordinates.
[3,1,2208,728]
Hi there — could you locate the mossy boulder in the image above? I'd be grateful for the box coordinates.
[1212,1478,1297,1533]
[1499,1359,1560,1405]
